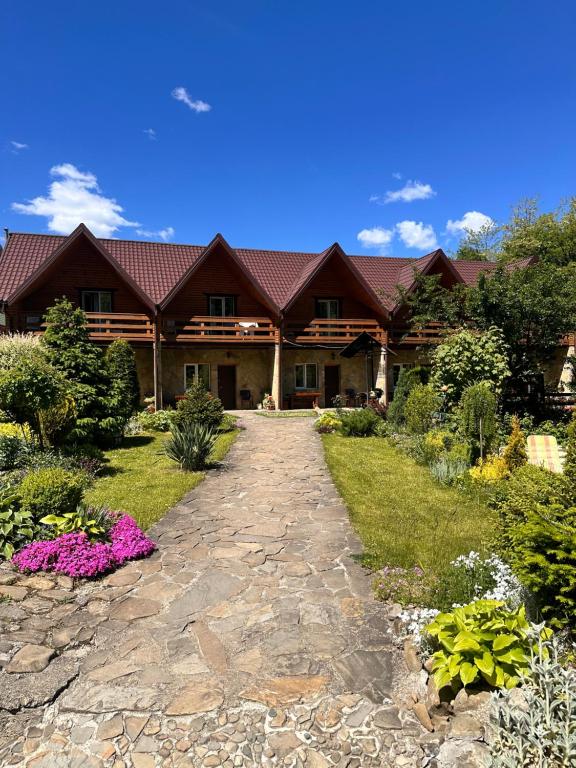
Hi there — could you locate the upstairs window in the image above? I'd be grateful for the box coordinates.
[295,363,318,390]
[184,363,211,390]
[208,295,236,317]
[315,298,341,319]
[80,290,113,313]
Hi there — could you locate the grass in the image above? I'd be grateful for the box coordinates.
[322,433,494,576]
[85,429,238,530]
[255,409,318,418]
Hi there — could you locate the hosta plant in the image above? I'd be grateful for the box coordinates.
[40,504,113,540]
[490,633,576,767]
[425,600,552,693]
[0,485,36,559]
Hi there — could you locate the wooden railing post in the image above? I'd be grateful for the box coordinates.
[153,312,163,411]
[271,324,282,410]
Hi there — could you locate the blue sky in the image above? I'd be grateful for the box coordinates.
[1,0,575,257]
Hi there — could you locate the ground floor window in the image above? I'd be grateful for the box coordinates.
[295,363,318,390]
[184,363,211,390]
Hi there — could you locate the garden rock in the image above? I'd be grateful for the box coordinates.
[6,644,54,674]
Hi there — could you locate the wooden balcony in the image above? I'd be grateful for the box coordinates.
[388,321,449,346]
[161,316,277,343]
[22,312,154,341]
[285,319,385,345]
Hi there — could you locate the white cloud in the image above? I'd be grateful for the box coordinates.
[136,226,175,242]
[171,87,212,113]
[396,220,438,250]
[12,163,139,238]
[446,210,493,236]
[143,128,157,140]
[357,226,395,252]
[11,141,28,152]
[392,171,403,180]
[371,180,436,205]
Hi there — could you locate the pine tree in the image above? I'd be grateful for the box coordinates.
[105,339,140,436]
[563,411,576,488]
[42,298,109,443]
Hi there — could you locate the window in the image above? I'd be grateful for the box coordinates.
[208,296,236,316]
[295,363,318,390]
[316,298,341,319]
[184,364,211,390]
[80,290,113,313]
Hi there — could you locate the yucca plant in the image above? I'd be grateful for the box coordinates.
[164,422,217,471]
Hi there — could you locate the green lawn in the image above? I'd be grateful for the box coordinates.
[255,410,318,418]
[322,434,493,575]
[85,429,238,530]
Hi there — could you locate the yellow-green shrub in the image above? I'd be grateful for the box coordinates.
[469,455,509,484]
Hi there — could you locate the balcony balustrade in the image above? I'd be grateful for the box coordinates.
[285,318,385,345]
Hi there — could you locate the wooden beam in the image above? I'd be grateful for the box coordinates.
[153,312,163,411]
[271,324,282,410]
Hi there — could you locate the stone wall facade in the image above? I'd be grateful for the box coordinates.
[133,342,573,410]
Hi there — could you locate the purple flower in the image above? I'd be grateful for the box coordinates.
[12,515,156,578]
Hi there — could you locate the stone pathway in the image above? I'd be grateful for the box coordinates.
[0,414,480,767]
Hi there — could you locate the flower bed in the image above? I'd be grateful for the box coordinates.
[12,514,155,578]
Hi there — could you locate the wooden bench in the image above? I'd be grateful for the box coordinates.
[287,391,321,409]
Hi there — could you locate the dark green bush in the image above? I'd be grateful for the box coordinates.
[136,409,174,432]
[164,422,218,471]
[0,435,24,471]
[339,408,380,437]
[19,468,85,520]
[171,381,224,431]
[404,384,441,435]
[387,366,429,428]
[105,339,140,437]
[495,463,575,629]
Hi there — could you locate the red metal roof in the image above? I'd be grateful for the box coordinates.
[0,229,525,313]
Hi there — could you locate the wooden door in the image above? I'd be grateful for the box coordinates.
[324,365,340,407]
[217,365,237,409]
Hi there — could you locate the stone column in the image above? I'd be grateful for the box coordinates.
[271,325,282,410]
[375,328,389,405]
[559,344,575,390]
[153,312,163,411]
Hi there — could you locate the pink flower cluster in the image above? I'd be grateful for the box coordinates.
[12,515,156,578]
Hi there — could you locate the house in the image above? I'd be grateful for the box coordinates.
[0,224,573,410]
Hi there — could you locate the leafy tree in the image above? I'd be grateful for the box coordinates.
[564,411,576,490]
[0,357,66,446]
[454,221,502,262]
[499,198,576,266]
[466,262,576,379]
[42,299,112,444]
[459,381,498,461]
[430,327,510,408]
[105,339,140,436]
[394,271,468,329]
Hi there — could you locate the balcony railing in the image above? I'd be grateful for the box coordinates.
[161,316,277,343]
[285,318,385,345]
[388,321,449,346]
[23,312,154,341]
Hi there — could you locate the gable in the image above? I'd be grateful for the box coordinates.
[285,248,388,322]
[15,232,151,313]
[161,241,275,318]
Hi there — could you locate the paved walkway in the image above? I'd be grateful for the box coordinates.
[3,414,430,768]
